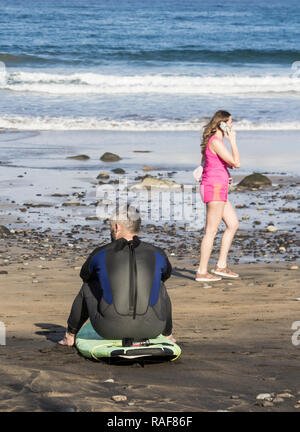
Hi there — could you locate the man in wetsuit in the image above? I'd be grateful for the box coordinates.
[59,204,175,346]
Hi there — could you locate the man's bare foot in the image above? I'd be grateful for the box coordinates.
[165,334,176,343]
[58,331,75,346]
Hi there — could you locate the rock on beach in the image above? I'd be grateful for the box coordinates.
[100,152,122,162]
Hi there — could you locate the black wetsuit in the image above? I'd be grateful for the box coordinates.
[67,235,173,340]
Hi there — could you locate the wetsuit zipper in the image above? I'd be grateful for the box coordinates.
[128,243,137,319]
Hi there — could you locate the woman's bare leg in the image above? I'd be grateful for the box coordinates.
[198,201,226,274]
[217,200,239,268]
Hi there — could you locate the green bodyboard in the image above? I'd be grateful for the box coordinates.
[75,321,181,362]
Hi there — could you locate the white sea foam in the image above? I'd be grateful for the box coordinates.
[1,115,300,131]
[1,71,300,94]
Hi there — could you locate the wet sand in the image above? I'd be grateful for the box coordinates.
[1,248,300,412]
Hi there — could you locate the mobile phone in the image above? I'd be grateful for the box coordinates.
[219,121,231,134]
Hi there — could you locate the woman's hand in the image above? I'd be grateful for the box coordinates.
[225,128,236,143]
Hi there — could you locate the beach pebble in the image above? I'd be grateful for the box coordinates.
[142,165,155,171]
[273,397,284,403]
[23,201,52,208]
[62,199,80,206]
[289,265,299,270]
[133,150,151,153]
[258,401,274,407]
[104,379,115,383]
[112,168,125,174]
[128,402,135,406]
[256,393,273,401]
[242,215,250,220]
[281,194,295,200]
[66,154,90,160]
[100,152,122,162]
[97,172,110,179]
[279,247,286,252]
[278,206,299,213]
[0,270,8,274]
[277,392,294,398]
[111,395,127,402]
[130,175,181,191]
[238,173,272,188]
[267,225,278,232]
[235,204,248,209]
[230,395,240,399]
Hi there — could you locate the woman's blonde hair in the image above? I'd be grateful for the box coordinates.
[200,110,231,164]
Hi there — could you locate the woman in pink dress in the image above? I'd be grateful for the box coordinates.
[196,110,241,282]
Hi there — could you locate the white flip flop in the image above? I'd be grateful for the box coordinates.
[211,267,239,278]
[195,272,222,282]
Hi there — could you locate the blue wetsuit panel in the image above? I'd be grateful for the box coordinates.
[89,250,113,304]
[149,251,167,306]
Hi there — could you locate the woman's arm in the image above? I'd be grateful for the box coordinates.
[210,131,241,168]
[226,129,241,168]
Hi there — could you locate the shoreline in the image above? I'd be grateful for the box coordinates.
[1,129,300,174]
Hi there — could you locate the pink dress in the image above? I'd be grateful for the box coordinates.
[200,135,230,203]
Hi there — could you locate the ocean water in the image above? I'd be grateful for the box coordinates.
[0,0,300,131]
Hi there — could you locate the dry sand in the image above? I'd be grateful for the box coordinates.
[1,250,300,412]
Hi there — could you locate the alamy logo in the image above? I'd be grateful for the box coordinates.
[0,321,6,346]
[291,321,300,346]
[95,177,206,231]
